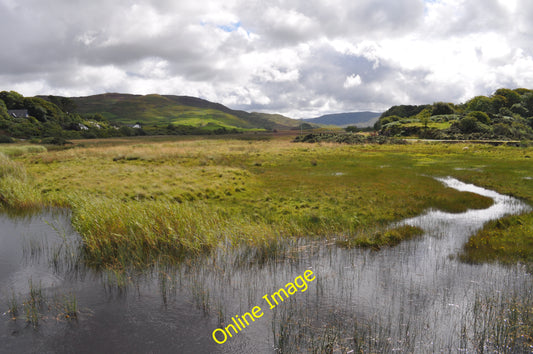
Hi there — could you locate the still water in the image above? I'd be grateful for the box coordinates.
[0,178,531,353]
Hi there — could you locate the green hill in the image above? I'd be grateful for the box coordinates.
[68,93,299,131]
[0,91,301,142]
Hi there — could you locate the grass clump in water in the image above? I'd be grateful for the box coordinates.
[70,195,282,268]
[71,198,222,267]
[459,212,533,265]
[336,224,424,249]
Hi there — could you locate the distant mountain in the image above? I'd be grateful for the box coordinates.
[303,112,381,127]
[65,93,299,131]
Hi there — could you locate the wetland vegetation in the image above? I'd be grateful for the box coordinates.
[1,134,532,352]
[0,134,532,266]
[1,135,517,266]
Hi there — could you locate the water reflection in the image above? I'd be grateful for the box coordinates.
[0,178,531,353]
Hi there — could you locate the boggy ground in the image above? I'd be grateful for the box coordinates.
[0,134,531,268]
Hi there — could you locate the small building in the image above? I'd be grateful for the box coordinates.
[131,124,141,129]
[8,109,29,118]
[78,123,89,131]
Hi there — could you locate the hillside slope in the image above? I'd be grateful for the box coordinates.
[304,112,381,127]
[68,93,299,130]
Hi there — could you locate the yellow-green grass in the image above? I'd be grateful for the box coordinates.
[0,144,47,157]
[0,153,46,211]
[1,136,531,268]
[336,224,424,249]
[460,212,533,265]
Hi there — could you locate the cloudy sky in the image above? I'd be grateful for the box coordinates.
[1,0,532,117]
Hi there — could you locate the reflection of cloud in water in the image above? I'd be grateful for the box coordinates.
[0,178,531,353]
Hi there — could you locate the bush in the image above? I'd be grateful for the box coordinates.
[511,103,529,116]
[0,135,14,143]
[458,116,480,133]
[466,96,492,112]
[467,111,491,124]
[494,88,521,107]
[492,123,512,138]
[432,102,454,116]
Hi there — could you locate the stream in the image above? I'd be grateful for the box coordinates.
[0,177,531,353]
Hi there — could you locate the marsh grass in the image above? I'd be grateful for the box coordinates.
[7,291,19,319]
[22,279,45,328]
[0,153,46,211]
[0,145,47,157]
[7,286,80,327]
[269,281,533,353]
[459,211,533,264]
[60,293,78,320]
[2,136,531,268]
[336,224,424,249]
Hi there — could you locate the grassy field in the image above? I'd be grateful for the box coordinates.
[0,135,531,268]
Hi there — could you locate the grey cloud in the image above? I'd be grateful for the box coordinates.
[425,0,511,38]
[242,42,471,116]
[238,0,425,46]
[1,0,532,117]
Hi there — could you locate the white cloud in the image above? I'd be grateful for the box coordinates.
[0,0,532,116]
[343,74,362,88]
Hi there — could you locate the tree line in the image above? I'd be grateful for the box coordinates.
[375,88,533,140]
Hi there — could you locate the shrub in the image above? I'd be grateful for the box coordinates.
[492,123,512,138]
[494,88,522,107]
[466,96,492,112]
[511,103,529,116]
[458,116,480,133]
[432,102,454,116]
[0,135,14,143]
[467,111,491,124]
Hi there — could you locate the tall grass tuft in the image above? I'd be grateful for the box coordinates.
[61,293,78,320]
[460,211,533,264]
[0,152,45,211]
[7,291,19,319]
[71,197,257,267]
[336,224,424,249]
[23,279,45,328]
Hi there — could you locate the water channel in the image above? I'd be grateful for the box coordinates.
[0,178,531,353]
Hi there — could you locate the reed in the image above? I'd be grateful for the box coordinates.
[0,152,46,211]
[22,279,44,328]
[61,293,78,320]
[7,291,18,319]
[1,136,530,269]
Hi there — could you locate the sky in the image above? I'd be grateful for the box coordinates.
[1,0,532,118]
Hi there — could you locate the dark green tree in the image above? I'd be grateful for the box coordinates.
[511,103,528,117]
[458,116,480,133]
[493,123,512,137]
[490,95,507,114]
[466,96,492,113]
[431,102,454,116]
[514,88,533,96]
[467,111,491,124]
[494,88,521,107]
[0,99,11,120]
[0,91,24,109]
[522,93,533,113]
